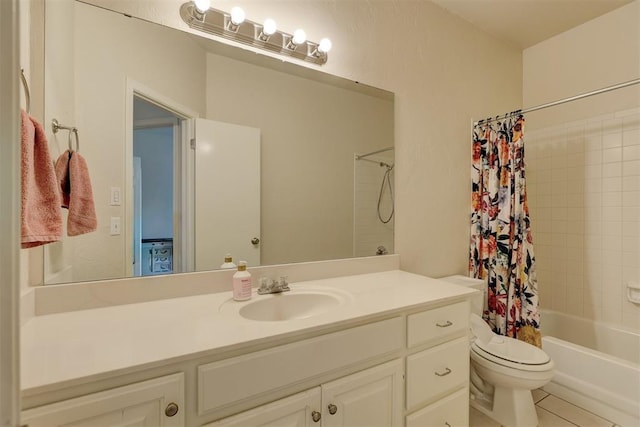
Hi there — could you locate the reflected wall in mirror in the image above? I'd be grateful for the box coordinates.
[43,0,394,285]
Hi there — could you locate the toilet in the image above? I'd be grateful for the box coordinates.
[440,275,554,427]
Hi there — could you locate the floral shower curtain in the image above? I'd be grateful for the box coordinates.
[469,115,541,347]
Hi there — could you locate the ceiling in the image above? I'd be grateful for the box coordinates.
[431,0,634,49]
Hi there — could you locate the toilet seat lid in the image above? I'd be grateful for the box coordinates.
[473,335,550,366]
[470,314,550,366]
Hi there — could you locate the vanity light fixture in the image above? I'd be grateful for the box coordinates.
[193,0,211,20]
[180,1,331,65]
[258,18,277,41]
[313,37,332,57]
[286,29,307,50]
[227,6,245,32]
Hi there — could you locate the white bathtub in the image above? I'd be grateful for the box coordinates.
[540,309,640,427]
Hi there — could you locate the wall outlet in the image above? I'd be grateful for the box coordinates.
[110,217,121,235]
[110,187,121,206]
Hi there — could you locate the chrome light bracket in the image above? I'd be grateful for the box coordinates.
[180,2,328,66]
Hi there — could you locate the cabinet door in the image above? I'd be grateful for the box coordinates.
[204,388,321,427]
[21,373,184,427]
[321,359,403,427]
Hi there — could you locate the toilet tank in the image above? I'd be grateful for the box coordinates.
[439,275,485,316]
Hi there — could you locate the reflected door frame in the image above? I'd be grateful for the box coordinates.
[125,79,198,276]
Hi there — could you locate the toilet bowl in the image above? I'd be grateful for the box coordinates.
[440,275,554,427]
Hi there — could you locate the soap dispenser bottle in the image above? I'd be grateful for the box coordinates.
[220,253,237,269]
[233,261,252,301]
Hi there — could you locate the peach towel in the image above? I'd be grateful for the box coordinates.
[54,150,98,236]
[21,109,63,248]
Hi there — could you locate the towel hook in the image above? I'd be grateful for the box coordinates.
[20,69,31,114]
[52,119,80,152]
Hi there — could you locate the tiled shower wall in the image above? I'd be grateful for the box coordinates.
[526,108,640,332]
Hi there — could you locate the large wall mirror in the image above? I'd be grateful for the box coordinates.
[42,0,394,285]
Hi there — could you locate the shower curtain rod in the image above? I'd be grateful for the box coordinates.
[355,146,394,160]
[474,77,640,126]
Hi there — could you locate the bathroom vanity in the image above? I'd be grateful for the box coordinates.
[20,270,475,426]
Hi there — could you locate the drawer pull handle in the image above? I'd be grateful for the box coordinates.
[312,411,322,422]
[328,403,338,415]
[436,320,453,328]
[165,402,179,417]
[435,367,452,377]
[445,423,452,427]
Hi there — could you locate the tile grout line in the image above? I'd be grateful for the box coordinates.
[545,393,618,425]
[535,393,550,405]
[537,406,581,427]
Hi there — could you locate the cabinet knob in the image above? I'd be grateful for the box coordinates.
[311,410,322,422]
[328,403,338,415]
[251,237,260,245]
[165,402,179,417]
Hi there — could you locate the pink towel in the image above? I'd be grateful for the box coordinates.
[54,149,97,236]
[21,109,63,248]
[54,150,71,209]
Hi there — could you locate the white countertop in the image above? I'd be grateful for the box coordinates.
[21,270,475,395]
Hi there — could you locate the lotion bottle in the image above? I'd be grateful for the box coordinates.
[233,261,252,301]
[220,253,237,269]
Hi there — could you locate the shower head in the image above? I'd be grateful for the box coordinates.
[379,162,394,170]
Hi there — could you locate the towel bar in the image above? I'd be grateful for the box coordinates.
[20,69,30,113]
[52,119,80,152]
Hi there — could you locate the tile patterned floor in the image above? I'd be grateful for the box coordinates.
[469,389,618,427]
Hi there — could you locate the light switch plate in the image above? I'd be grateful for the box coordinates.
[110,217,121,235]
[110,187,121,206]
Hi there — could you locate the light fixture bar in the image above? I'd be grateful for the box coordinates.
[180,2,329,65]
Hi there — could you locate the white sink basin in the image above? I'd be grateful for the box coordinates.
[220,288,351,321]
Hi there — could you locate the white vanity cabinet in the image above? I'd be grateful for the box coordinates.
[21,373,184,427]
[21,271,476,426]
[206,359,403,427]
[203,300,470,426]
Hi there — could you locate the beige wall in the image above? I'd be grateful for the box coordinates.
[85,0,522,279]
[523,1,640,331]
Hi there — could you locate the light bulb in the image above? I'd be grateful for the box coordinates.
[263,18,277,36]
[193,0,211,12]
[230,7,246,25]
[318,38,332,53]
[292,29,307,45]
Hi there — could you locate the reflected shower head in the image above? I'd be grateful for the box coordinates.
[379,162,394,170]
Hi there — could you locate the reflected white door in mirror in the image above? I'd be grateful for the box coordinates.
[195,119,261,270]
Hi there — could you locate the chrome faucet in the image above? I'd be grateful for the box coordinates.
[257,276,291,294]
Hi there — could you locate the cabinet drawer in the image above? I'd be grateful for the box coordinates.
[407,301,468,348]
[198,317,403,415]
[406,387,468,427]
[406,337,468,409]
